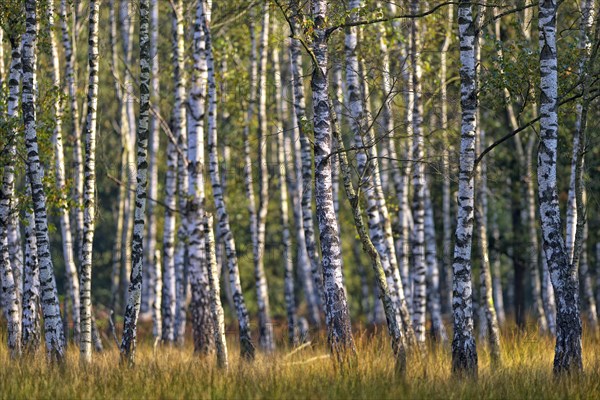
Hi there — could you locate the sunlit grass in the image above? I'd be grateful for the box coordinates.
[1,321,599,399]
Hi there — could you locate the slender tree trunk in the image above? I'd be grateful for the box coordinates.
[119,0,136,307]
[143,0,160,323]
[1,32,22,359]
[120,0,150,364]
[538,0,582,374]
[273,42,298,347]
[473,12,501,362]
[7,210,22,320]
[525,136,547,332]
[398,38,413,315]
[578,209,598,329]
[328,69,404,371]
[203,1,255,360]
[79,0,100,363]
[359,52,414,342]
[60,0,84,263]
[22,181,41,352]
[452,0,478,376]
[495,6,547,332]
[205,215,228,370]
[290,0,324,311]
[187,0,214,355]
[490,213,506,325]
[252,2,274,352]
[440,3,454,316]
[289,0,322,326]
[541,248,557,336]
[161,150,177,343]
[153,248,162,338]
[424,183,447,342]
[409,0,427,346]
[475,131,501,363]
[311,0,355,360]
[171,0,189,346]
[108,0,126,313]
[23,0,65,362]
[49,0,81,343]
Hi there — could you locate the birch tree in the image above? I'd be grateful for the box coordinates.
[440,3,454,315]
[0,18,22,358]
[409,0,427,346]
[274,40,297,346]
[473,8,500,363]
[48,0,80,343]
[565,0,595,261]
[120,0,151,364]
[119,0,136,306]
[205,214,228,370]
[22,181,40,352]
[144,0,160,331]
[203,0,255,359]
[187,0,214,354]
[311,0,355,359]
[290,0,323,327]
[79,0,100,363]
[537,0,582,374]
[424,183,447,342]
[22,0,65,361]
[452,0,478,375]
[59,0,84,263]
[290,0,324,310]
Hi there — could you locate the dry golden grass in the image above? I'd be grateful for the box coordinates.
[1,322,600,399]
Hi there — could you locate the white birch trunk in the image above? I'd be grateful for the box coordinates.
[274,42,298,346]
[7,209,22,322]
[22,182,41,352]
[424,183,447,342]
[49,0,81,342]
[566,0,595,266]
[1,32,22,358]
[490,214,506,325]
[60,0,84,262]
[153,249,162,338]
[312,0,355,359]
[108,0,126,313]
[79,0,100,363]
[410,0,426,345]
[205,215,228,370]
[473,13,501,362]
[142,0,160,320]
[254,2,274,352]
[452,0,478,375]
[541,248,557,336]
[118,0,136,309]
[578,206,597,329]
[440,4,454,315]
[187,0,214,354]
[203,0,255,359]
[290,0,324,310]
[328,64,405,371]
[23,0,65,361]
[538,0,582,374]
[120,0,151,364]
[285,52,320,326]
[172,0,189,345]
[289,1,322,325]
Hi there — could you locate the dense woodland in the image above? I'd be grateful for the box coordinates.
[0,0,600,387]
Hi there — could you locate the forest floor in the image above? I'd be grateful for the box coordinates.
[1,320,600,399]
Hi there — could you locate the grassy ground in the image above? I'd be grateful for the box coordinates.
[1,323,600,399]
